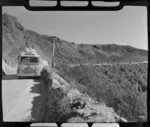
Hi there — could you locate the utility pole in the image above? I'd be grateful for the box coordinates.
[51,36,57,70]
[51,36,58,86]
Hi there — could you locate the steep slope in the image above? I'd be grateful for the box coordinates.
[2,13,148,73]
[41,68,127,122]
[2,13,25,67]
[55,63,147,122]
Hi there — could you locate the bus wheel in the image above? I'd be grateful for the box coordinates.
[18,76,22,79]
[35,76,40,79]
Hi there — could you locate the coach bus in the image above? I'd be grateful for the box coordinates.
[17,48,42,78]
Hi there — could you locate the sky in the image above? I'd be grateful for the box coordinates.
[2,6,148,50]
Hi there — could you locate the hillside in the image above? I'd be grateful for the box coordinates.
[2,13,148,122]
[2,13,148,72]
[40,68,128,122]
[55,63,147,122]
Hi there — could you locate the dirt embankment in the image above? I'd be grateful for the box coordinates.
[2,60,17,74]
[40,67,127,122]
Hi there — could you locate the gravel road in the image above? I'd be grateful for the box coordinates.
[2,74,45,122]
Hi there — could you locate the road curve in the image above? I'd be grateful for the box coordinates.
[69,61,148,67]
[2,74,44,122]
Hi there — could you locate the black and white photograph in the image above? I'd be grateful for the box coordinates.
[2,3,148,122]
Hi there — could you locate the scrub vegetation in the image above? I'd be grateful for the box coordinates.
[55,63,147,122]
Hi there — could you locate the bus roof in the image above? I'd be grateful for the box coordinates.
[20,52,40,57]
[20,55,40,57]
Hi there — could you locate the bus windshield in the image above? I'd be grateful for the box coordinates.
[20,56,39,64]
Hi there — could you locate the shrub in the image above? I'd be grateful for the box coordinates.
[56,63,147,122]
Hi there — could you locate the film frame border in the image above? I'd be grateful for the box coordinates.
[0,0,149,127]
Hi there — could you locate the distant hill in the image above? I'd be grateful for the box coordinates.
[2,13,148,70]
